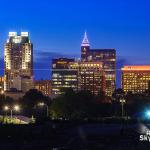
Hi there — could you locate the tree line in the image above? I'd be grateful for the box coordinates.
[0,88,150,120]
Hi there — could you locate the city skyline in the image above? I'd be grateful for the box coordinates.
[0,31,150,88]
[0,2,150,149]
[0,0,150,88]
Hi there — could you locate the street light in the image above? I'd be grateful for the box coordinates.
[14,105,20,111]
[38,102,45,107]
[120,98,126,117]
[37,102,49,117]
[11,105,20,122]
[4,106,9,111]
[4,105,20,123]
[4,106,9,123]
[145,110,150,119]
[1,90,4,94]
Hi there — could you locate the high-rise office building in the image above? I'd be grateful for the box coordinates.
[52,59,105,96]
[81,32,116,96]
[52,58,78,95]
[4,32,33,92]
[78,62,105,95]
[122,66,150,94]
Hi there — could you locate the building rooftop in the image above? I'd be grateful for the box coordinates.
[81,31,90,47]
[7,32,30,44]
[90,49,116,52]
[122,66,150,71]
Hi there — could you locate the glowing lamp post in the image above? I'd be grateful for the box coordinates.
[120,99,126,117]
[37,102,49,117]
[4,105,20,123]
[1,90,4,94]
[4,106,9,111]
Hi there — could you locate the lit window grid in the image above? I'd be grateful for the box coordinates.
[122,71,150,93]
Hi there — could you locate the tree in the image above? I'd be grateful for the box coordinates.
[0,95,15,115]
[20,89,51,117]
[126,91,134,104]
[50,89,96,120]
[112,88,125,102]
[112,88,125,116]
[128,94,150,116]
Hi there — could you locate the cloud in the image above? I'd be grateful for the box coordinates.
[117,55,150,66]
[34,51,79,64]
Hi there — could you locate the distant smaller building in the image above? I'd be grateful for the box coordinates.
[122,66,150,94]
[12,76,33,93]
[5,90,25,100]
[3,76,33,100]
[34,80,51,96]
[21,76,34,93]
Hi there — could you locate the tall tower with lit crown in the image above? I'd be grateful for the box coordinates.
[81,32,90,62]
[4,32,33,92]
[80,32,116,96]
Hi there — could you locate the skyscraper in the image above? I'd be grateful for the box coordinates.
[81,32,90,62]
[78,62,105,95]
[4,32,33,92]
[122,66,150,94]
[69,61,106,95]
[52,58,78,95]
[81,32,116,96]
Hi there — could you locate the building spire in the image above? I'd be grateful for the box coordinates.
[81,31,90,46]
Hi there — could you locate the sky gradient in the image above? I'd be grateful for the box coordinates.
[0,0,150,87]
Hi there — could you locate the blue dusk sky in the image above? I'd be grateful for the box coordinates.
[0,0,150,87]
